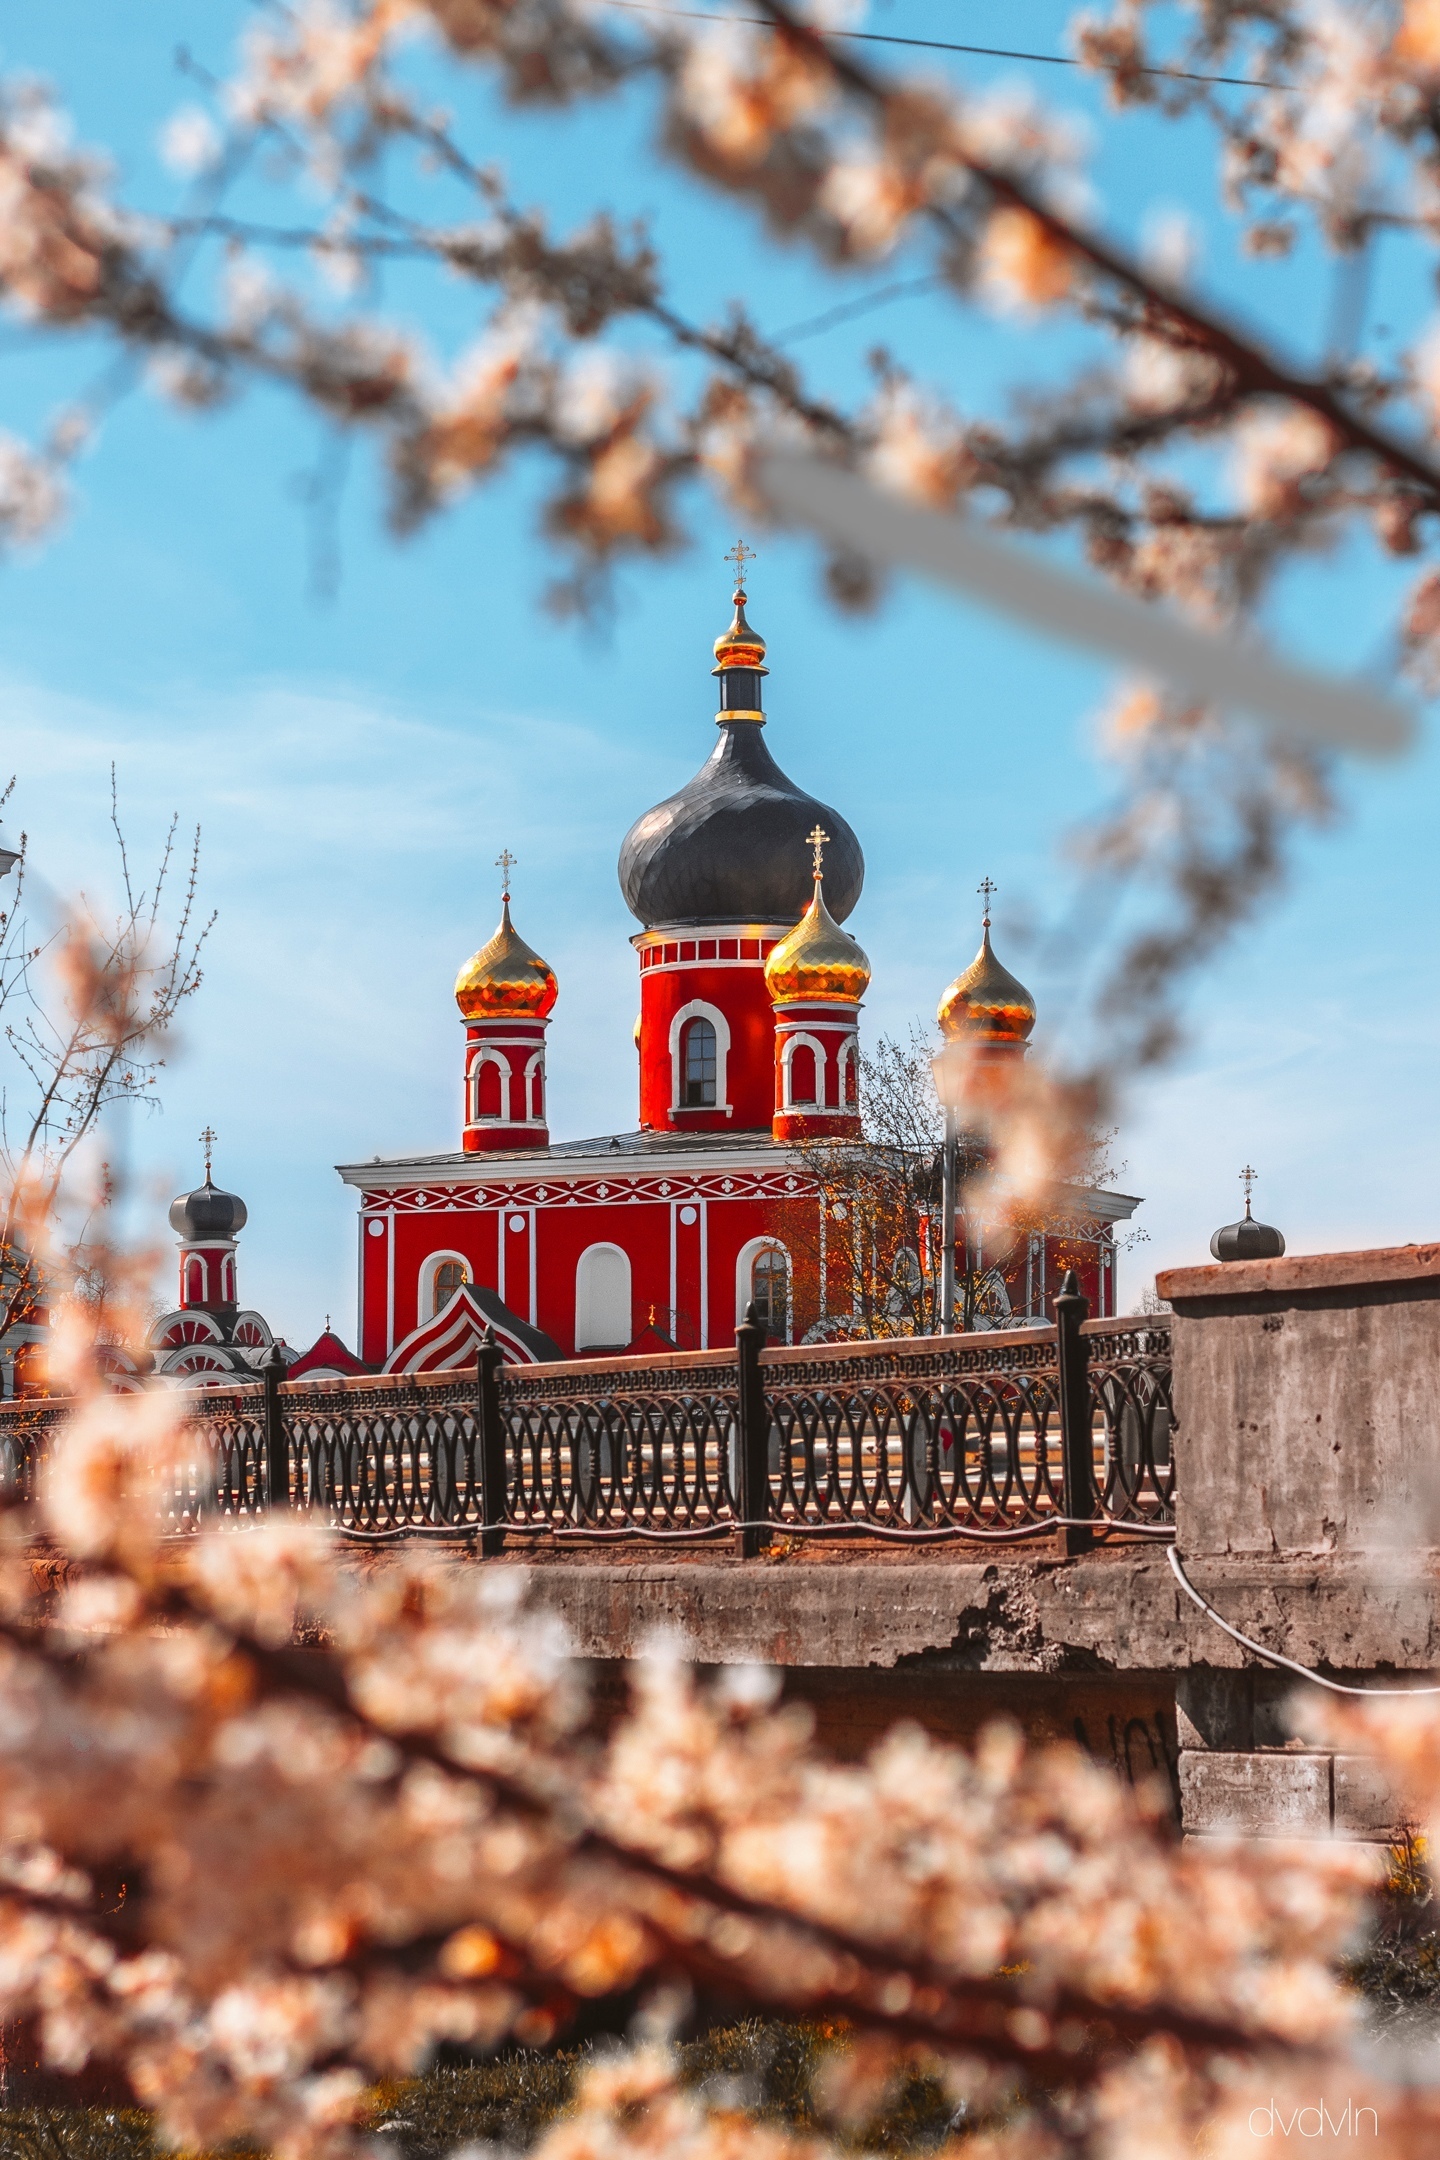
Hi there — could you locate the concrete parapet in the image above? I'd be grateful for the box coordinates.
[1157,1242,1440,1560]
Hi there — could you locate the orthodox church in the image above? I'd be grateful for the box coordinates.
[331,563,1141,1371]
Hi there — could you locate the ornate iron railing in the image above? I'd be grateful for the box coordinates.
[0,1289,1173,1548]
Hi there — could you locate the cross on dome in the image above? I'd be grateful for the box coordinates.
[724,537,756,594]
[978,875,997,929]
[199,1125,217,1182]
[807,824,830,878]
[1240,1164,1257,1219]
[495,848,517,903]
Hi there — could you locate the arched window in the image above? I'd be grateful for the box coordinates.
[751,1246,790,1341]
[527,1054,544,1122]
[682,1018,717,1107]
[575,1244,632,1351]
[221,1255,235,1302]
[842,1040,859,1105]
[473,1056,503,1121]
[185,1257,205,1306]
[421,1252,472,1320]
[788,1042,818,1106]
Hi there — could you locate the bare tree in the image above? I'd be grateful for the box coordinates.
[783,1031,1119,1340]
[0,774,212,1374]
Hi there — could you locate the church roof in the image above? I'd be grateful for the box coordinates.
[169,1176,247,1242]
[617,581,862,929]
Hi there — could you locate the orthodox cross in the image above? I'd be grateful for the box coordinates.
[724,538,756,590]
[978,875,997,928]
[1240,1164,1257,1217]
[495,848,517,903]
[199,1125,217,1182]
[807,824,829,878]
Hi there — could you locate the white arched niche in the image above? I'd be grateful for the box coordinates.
[420,1249,471,1321]
[575,1242,633,1351]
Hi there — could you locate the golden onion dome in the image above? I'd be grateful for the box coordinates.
[712,586,768,674]
[765,874,871,1005]
[937,924,1035,1045]
[454,900,558,1021]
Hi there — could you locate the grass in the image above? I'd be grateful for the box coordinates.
[0,2024,964,2160]
[366,2021,962,2157]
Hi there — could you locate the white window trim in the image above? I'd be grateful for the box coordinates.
[420,1248,472,1322]
[523,1048,546,1125]
[735,1236,791,1341]
[467,1046,510,1125]
[575,1241,633,1351]
[668,1000,731,1114]
[838,1035,859,1109]
[780,1030,827,1109]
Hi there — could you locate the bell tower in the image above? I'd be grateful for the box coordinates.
[764,829,869,1142]
[454,853,558,1154]
[169,1128,247,1316]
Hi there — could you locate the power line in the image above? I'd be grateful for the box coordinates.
[774,274,939,342]
[595,0,1278,90]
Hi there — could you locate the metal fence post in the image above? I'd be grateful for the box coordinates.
[476,1325,508,1558]
[262,1343,289,1511]
[735,1301,770,1558]
[1054,1269,1095,1555]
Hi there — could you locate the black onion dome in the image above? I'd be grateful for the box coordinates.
[1209,1213,1285,1262]
[619,724,864,929]
[169,1179,248,1242]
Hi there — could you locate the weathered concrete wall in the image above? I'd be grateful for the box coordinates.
[583,1659,1179,1801]
[487,1244,1440,1844]
[1157,1243,1440,1559]
[508,1550,1440,1674]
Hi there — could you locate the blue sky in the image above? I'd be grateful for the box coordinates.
[1,0,1435,1345]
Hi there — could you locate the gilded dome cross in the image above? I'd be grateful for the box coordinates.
[977,875,997,928]
[495,848,517,902]
[806,824,830,878]
[724,538,756,592]
[199,1125,217,1182]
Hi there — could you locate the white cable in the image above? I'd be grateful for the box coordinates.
[758,453,1415,760]
[1167,1544,1440,1696]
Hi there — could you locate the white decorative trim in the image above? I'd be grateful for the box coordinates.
[359,1169,814,1214]
[780,1030,826,1109]
[839,1035,859,1108]
[467,1046,510,1125]
[419,1248,471,1322]
[668,1000,731,1114]
[523,1049,545,1126]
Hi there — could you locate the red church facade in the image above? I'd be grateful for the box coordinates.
[339,571,1138,1370]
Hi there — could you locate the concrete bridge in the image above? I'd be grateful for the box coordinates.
[505,1243,1440,1847]
[4,1242,1436,1846]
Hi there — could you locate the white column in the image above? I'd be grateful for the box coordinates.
[385,1207,396,1357]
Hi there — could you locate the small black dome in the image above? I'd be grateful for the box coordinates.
[1210,1214,1285,1262]
[169,1180,248,1242]
[619,723,863,929]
